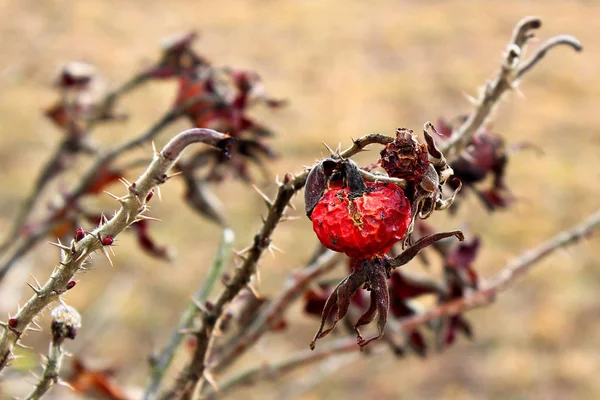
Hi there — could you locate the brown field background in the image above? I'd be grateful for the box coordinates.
[1,1,599,399]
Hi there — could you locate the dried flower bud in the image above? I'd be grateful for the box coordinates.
[56,62,96,89]
[380,128,430,182]
[51,305,82,343]
[102,235,114,246]
[75,228,86,242]
[66,280,77,290]
[8,318,17,328]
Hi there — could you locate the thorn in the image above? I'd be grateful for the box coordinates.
[25,325,42,333]
[156,185,163,201]
[119,177,133,188]
[15,342,34,349]
[0,321,7,328]
[288,202,296,211]
[31,318,42,330]
[48,241,72,252]
[104,191,127,203]
[57,379,75,390]
[203,370,220,393]
[252,185,273,208]
[57,297,69,308]
[235,246,251,256]
[275,174,282,186]
[29,273,42,290]
[269,243,284,254]
[246,282,260,299]
[280,216,301,222]
[255,266,261,288]
[166,171,183,180]
[152,141,159,156]
[461,91,478,105]
[177,327,201,335]
[135,214,162,222]
[335,142,342,154]
[511,82,526,99]
[191,297,209,315]
[26,282,40,294]
[75,248,89,262]
[322,141,335,156]
[101,247,114,267]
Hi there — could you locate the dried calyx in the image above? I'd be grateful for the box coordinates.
[305,124,464,349]
[51,305,82,345]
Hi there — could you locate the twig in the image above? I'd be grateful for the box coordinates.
[441,16,582,156]
[202,208,600,397]
[398,207,600,332]
[159,133,396,399]
[0,128,230,372]
[213,250,344,373]
[204,337,380,398]
[145,228,235,399]
[516,34,583,79]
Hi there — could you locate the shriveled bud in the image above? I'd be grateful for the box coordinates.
[102,235,114,246]
[75,228,86,242]
[56,62,96,89]
[51,305,82,343]
[380,128,430,182]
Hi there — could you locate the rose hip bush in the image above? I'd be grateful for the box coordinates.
[0,15,595,400]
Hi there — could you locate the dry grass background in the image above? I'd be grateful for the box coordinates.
[0,1,599,399]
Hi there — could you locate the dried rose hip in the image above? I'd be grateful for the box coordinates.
[380,128,430,183]
[310,181,411,258]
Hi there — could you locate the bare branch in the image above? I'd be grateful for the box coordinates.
[516,34,583,79]
[441,17,582,157]
[145,228,235,399]
[398,207,600,333]
[213,250,344,373]
[204,337,378,398]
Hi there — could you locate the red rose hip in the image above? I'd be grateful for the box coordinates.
[311,182,411,258]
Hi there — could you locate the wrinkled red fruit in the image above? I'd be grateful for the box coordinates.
[311,182,411,258]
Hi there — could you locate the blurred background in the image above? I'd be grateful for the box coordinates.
[0,0,599,399]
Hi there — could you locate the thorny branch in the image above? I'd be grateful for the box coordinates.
[145,228,236,399]
[202,208,600,398]
[213,250,344,373]
[0,92,223,282]
[0,128,230,373]
[440,16,583,156]
[159,133,396,399]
